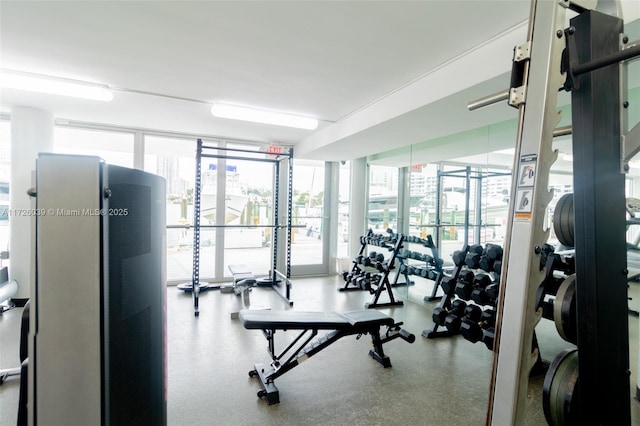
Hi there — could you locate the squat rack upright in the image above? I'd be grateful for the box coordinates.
[433,166,510,248]
[190,139,294,316]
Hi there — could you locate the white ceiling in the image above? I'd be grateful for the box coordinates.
[1,1,639,163]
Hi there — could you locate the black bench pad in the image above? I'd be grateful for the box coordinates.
[239,309,394,330]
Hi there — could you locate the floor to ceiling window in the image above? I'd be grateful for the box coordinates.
[143,135,202,283]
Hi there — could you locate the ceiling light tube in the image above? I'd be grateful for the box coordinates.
[211,103,318,130]
[0,69,113,101]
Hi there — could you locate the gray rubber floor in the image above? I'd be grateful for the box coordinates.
[1,275,639,425]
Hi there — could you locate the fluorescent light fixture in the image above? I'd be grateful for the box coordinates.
[0,69,113,101]
[211,103,318,130]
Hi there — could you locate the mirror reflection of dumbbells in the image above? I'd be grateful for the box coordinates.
[461,244,503,274]
[356,251,387,272]
[460,307,497,348]
[399,262,439,280]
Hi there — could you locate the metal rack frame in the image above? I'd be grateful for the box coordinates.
[189,139,294,316]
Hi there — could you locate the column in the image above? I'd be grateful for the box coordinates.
[10,106,54,301]
[348,157,367,259]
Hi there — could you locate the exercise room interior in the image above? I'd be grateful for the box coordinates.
[2,1,640,425]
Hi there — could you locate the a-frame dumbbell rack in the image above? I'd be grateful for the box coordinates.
[339,229,405,309]
[365,233,405,309]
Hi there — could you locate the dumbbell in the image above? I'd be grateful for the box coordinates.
[355,275,371,292]
[484,243,503,260]
[444,300,468,333]
[493,260,502,275]
[482,327,496,351]
[471,274,492,305]
[478,255,494,273]
[452,250,467,267]
[469,244,483,254]
[368,274,381,290]
[465,244,483,269]
[440,276,457,294]
[454,270,477,300]
[432,307,448,326]
[463,304,482,321]
[460,320,483,343]
[364,273,382,293]
[480,308,497,328]
[465,251,481,269]
[485,283,499,303]
[426,270,438,280]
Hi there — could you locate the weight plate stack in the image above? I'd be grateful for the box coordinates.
[553,193,574,247]
[543,348,580,426]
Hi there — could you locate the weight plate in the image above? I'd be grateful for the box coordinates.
[553,193,574,247]
[554,275,577,344]
[543,348,579,426]
[177,282,211,292]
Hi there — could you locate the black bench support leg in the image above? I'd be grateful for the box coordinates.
[250,363,280,405]
[368,329,391,368]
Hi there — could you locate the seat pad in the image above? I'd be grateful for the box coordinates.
[239,309,393,330]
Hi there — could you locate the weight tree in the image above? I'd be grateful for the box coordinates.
[468,0,640,424]
[190,139,294,316]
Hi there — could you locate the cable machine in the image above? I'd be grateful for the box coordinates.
[189,139,294,316]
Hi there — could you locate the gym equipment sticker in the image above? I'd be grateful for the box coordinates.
[515,154,536,220]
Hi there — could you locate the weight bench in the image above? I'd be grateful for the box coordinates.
[226,264,257,295]
[227,265,259,319]
[239,309,415,404]
[176,264,257,296]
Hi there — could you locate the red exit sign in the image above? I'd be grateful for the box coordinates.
[266,145,285,154]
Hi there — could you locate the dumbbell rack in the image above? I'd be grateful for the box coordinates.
[392,234,444,302]
[423,243,502,345]
[422,244,469,338]
[340,229,405,309]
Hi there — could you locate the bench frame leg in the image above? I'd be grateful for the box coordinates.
[249,322,413,403]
